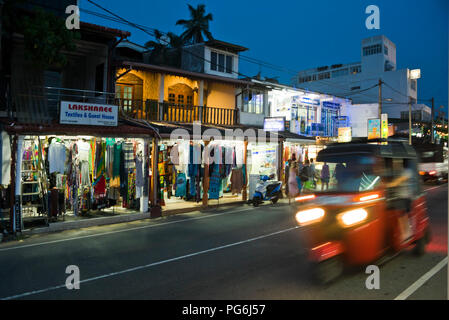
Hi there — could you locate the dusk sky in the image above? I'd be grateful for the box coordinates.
[80,0,448,113]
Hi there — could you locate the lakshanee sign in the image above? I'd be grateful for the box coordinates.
[60,101,118,126]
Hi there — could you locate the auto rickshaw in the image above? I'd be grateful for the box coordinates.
[293,141,431,284]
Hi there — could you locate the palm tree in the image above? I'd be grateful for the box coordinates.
[176,4,214,44]
[145,30,185,67]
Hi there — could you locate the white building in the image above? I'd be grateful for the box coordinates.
[291,35,431,121]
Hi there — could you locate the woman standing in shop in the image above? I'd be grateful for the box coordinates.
[288,162,300,198]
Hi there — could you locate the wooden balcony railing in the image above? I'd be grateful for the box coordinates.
[118,99,238,126]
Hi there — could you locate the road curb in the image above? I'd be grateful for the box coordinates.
[19,199,290,237]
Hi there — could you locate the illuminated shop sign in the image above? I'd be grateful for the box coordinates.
[300,97,320,106]
[263,117,285,132]
[322,101,341,109]
[60,101,118,126]
[368,118,381,140]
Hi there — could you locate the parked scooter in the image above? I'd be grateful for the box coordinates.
[252,174,282,207]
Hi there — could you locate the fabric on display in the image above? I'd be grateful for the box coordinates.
[123,142,135,169]
[230,168,243,194]
[208,164,221,200]
[48,141,66,174]
[135,155,144,188]
[1,131,11,186]
[175,172,187,197]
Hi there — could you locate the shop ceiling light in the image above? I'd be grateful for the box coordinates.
[295,208,325,226]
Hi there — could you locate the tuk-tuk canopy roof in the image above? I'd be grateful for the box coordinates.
[317,141,418,162]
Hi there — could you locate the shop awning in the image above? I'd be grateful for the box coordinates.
[0,118,159,139]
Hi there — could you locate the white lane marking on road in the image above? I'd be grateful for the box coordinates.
[394,257,448,300]
[0,207,258,252]
[1,226,299,300]
[423,185,446,192]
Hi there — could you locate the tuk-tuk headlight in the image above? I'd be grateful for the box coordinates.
[337,208,368,228]
[295,208,325,226]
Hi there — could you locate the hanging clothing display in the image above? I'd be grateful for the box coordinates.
[1,131,11,186]
[230,168,244,195]
[48,141,66,174]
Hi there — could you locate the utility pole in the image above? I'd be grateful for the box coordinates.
[408,96,412,145]
[431,97,434,143]
[378,79,382,118]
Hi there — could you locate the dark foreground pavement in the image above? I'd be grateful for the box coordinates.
[0,184,447,300]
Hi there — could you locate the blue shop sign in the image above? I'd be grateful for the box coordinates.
[322,101,341,109]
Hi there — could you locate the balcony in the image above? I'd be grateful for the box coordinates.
[7,87,238,126]
[118,99,238,126]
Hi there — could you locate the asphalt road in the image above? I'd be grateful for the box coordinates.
[0,184,447,300]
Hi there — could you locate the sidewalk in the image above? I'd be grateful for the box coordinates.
[16,197,291,237]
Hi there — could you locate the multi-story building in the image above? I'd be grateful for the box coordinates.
[291,35,431,121]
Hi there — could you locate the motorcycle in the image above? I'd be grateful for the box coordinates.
[252,174,282,207]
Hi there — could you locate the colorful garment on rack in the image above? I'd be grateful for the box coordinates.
[123,142,135,169]
[175,172,187,197]
[95,141,106,180]
[208,164,221,200]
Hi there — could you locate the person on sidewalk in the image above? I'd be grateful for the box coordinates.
[288,162,300,198]
[321,162,330,191]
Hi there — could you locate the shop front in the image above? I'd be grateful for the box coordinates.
[2,119,158,233]
[155,126,249,210]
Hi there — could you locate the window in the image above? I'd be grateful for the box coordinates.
[210,50,234,74]
[350,65,361,74]
[411,79,417,91]
[331,68,349,78]
[178,94,184,104]
[318,72,330,80]
[243,91,263,114]
[186,95,193,105]
[363,44,382,56]
[384,60,394,72]
[218,53,225,72]
[115,85,133,113]
[211,52,217,71]
[168,93,176,103]
[225,55,233,74]
[384,45,388,55]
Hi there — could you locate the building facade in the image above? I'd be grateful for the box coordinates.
[291,35,430,121]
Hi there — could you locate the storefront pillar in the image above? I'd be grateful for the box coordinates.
[202,140,210,207]
[13,136,23,233]
[277,139,284,184]
[140,139,149,213]
[242,140,248,201]
[150,137,159,207]
[158,74,165,121]
[9,134,17,234]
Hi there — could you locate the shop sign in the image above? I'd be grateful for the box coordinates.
[322,101,341,109]
[263,117,285,132]
[338,127,352,143]
[334,116,349,128]
[300,97,320,106]
[368,118,381,140]
[60,101,118,126]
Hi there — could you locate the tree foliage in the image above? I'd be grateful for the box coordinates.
[176,4,213,44]
[21,8,80,69]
